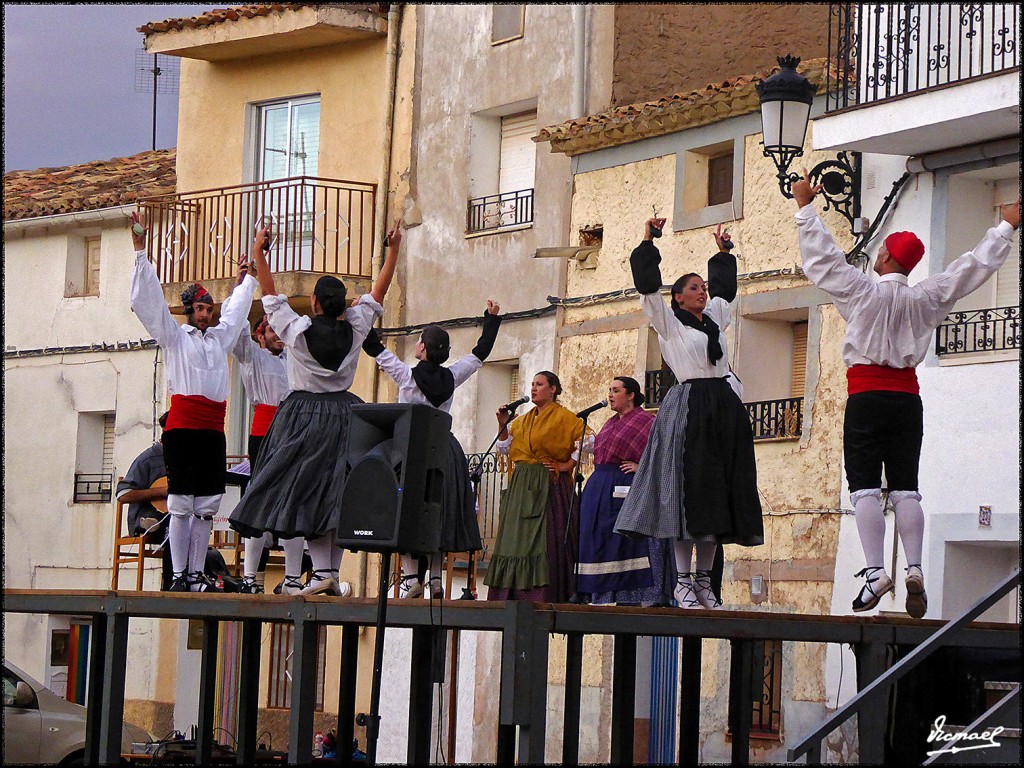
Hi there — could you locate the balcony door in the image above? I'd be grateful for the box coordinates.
[255,96,321,271]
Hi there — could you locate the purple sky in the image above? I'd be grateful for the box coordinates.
[3,4,212,172]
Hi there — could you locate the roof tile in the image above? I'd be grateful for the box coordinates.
[537,58,842,156]
[138,3,387,35]
[4,149,176,222]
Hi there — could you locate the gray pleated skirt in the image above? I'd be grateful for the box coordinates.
[440,433,483,553]
[614,379,763,546]
[229,389,362,540]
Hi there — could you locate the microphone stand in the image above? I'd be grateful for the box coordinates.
[566,410,591,605]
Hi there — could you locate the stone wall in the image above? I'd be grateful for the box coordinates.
[612,4,831,105]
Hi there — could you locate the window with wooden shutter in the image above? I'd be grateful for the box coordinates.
[707,152,734,207]
[499,112,536,196]
[491,4,525,44]
[84,236,101,296]
[790,322,808,399]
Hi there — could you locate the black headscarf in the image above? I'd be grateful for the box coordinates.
[303,276,353,371]
[411,361,456,408]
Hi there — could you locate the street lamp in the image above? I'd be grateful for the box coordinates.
[757,55,862,235]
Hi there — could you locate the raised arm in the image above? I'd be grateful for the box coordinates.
[631,217,674,338]
[792,171,871,301]
[449,301,503,386]
[370,219,402,305]
[214,254,258,352]
[251,226,278,299]
[706,224,739,329]
[129,211,182,347]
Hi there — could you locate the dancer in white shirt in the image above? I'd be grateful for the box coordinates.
[129,212,257,592]
[794,171,1019,618]
[230,221,401,596]
[362,301,502,598]
[231,314,296,594]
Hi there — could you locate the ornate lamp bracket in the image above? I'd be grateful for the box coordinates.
[771,150,862,235]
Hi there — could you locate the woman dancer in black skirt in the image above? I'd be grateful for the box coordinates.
[362,301,503,598]
[230,221,401,596]
[614,219,763,609]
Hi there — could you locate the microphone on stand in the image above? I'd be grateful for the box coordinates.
[575,400,608,419]
[501,396,529,413]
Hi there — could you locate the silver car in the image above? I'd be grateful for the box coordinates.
[3,661,153,765]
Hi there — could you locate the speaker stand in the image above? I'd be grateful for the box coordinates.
[365,550,393,767]
[567,412,592,605]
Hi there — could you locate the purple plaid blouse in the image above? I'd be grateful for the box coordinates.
[593,407,655,464]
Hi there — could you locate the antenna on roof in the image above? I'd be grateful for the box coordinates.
[134,49,181,151]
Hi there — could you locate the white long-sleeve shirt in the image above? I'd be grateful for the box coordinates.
[231,333,290,407]
[796,206,1016,368]
[641,292,732,382]
[130,250,257,402]
[262,292,382,393]
[374,350,483,413]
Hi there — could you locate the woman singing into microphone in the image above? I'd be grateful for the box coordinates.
[614,220,763,609]
[577,377,674,606]
[484,371,584,602]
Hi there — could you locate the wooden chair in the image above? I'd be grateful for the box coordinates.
[111,478,165,591]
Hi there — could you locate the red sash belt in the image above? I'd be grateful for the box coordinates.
[250,404,278,437]
[166,394,227,432]
[847,364,919,396]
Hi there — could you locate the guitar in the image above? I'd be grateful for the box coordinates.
[150,476,168,513]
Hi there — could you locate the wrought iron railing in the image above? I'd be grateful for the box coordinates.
[826,3,1020,113]
[74,472,112,503]
[467,451,509,561]
[139,176,376,285]
[643,370,804,439]
[466,188,534,234]
[936,305,1020,355]
[747,398,804,440]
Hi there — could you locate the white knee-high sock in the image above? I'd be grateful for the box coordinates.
[307,531,336,581]
[331,543,343,575]
[188,494,222,577]
[166,493,195,575]
[168,514,192,575]
[694,542,717,572]
[673,540,695,575]
[854,492,886,569]
[244,534,269,579]
[281,536,306,579]
[892,495,925,566]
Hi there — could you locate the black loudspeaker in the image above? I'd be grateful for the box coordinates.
[336,403,452,554]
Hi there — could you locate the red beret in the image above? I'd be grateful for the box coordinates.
[884,231,924,272]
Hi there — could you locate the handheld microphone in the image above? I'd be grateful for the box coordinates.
[501,396,529,413]
[575,400,608,419]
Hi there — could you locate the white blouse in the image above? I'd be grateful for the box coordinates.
[130,250,257,402]
[797,206,1016,368]
[641,292,732,382]
[262,292,382,393]
[231,333,290,407]
[374,350,483,413]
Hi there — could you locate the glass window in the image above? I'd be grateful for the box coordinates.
[492,5,525,44]
[257,97,321,181]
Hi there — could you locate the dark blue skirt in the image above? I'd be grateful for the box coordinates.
[578,464,674,604]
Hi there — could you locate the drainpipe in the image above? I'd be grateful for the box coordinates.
[905,137,1018,174]
[573,4,587,119]
[360,2,403,599]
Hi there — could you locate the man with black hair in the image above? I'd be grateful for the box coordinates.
[129,211,258,592]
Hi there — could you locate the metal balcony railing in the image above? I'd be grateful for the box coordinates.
[74,472,112,504]
[466,188,534,234]
[139,176,376,285]
[826,3,1020,113]
[935,305,1020,356]
[467,451,509,562]
[643,370,804,440]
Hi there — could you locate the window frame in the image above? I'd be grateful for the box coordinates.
[491,4,526,46]
[252,94,322,183]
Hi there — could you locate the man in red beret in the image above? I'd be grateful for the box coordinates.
[793,173,1019,619]
[130,211,258,592]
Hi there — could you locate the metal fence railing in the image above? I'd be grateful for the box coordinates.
[826,3,1020,113]
[466,188,534,234]
[74,472,112,504]
[467,451,509,561]
[935,305,1020,356]
[643,370,804,440]
[139,176,376,285]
